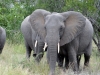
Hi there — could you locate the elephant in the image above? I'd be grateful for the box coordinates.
[21,15,44,62]
[29,9,93,75]
[0,26,6,54]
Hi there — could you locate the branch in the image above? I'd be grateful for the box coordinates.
[93,37,98,46]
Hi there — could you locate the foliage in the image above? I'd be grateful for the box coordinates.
[0,0,35,43]
[0,0,100,46]
[35,0,66,12]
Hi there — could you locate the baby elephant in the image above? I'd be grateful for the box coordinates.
[0,26,6,54]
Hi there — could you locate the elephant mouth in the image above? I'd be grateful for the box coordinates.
[43,42,60,53]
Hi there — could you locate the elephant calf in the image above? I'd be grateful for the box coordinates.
[0,26,6,54]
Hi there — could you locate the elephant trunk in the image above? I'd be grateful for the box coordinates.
[35,41,44,62]
[47,42,58,75]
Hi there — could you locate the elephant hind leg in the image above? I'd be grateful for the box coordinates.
[84,54,90,67]
[25,42,32,59]
[84,40,92,68]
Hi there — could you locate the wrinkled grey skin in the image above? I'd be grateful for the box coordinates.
[21,16,44,62]
[0,26,6,54]
[29,9,93,75]
[58,47,82,70]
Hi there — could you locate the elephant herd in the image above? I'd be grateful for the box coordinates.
[21,9,94,75]
[0,9,94,75]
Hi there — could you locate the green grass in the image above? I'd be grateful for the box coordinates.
[0,41,100,75]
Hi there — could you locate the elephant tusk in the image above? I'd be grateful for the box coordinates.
[35,40,37,47]
[58,43,60,53]
[43,42,47,51]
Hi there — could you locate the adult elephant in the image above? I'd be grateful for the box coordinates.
[29,9,93,75]
[21,15,44,62]
[0,26,6,54]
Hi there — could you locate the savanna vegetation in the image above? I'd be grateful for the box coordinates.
[0,0,100,75]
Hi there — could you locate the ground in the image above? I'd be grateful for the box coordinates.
[0,41,100,75]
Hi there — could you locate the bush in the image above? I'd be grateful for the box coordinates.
[0,2,35,43]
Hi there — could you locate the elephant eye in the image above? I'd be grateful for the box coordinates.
[60,27,62,31]
[44,26,46,29]
[59,25,64,38]
[60,26,63,31]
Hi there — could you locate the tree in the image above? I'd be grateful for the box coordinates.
[35,0,66,12]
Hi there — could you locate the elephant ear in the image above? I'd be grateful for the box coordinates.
[29,9,51,42]
[60,11,86,46]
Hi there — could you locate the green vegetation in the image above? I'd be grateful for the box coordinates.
[0,41,100,75]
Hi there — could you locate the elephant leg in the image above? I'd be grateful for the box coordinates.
[84,54,90,67]
[84,41,92,68]
[47,49,50,64]
[25,42,32,59]
[68,45,78,73]
[57,53,64,68]
[77,55,81,69]
[0,47,3,54]
[65,55,69,69]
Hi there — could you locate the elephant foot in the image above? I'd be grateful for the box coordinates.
[84,63,89,67]
[58,66,65,72]
[65,65,69,70]
[58,63,63,68]
[83,62,90,70]
[49,72,55,75]
[73,66,80,74]
[58,64,63,69]
[74,71,80,74]
[83,65,90,70]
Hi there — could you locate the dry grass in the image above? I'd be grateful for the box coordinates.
[0,41,100,75]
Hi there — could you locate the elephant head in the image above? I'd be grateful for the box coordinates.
[29,9,86,75]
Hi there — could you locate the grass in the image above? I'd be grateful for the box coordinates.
[0,41,100,75]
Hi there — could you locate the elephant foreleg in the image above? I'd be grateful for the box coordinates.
[57,53,64,68]
[25,42,32,59]
[68,45,78,73]
[65,55,69,69]
[47,49,50,64]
